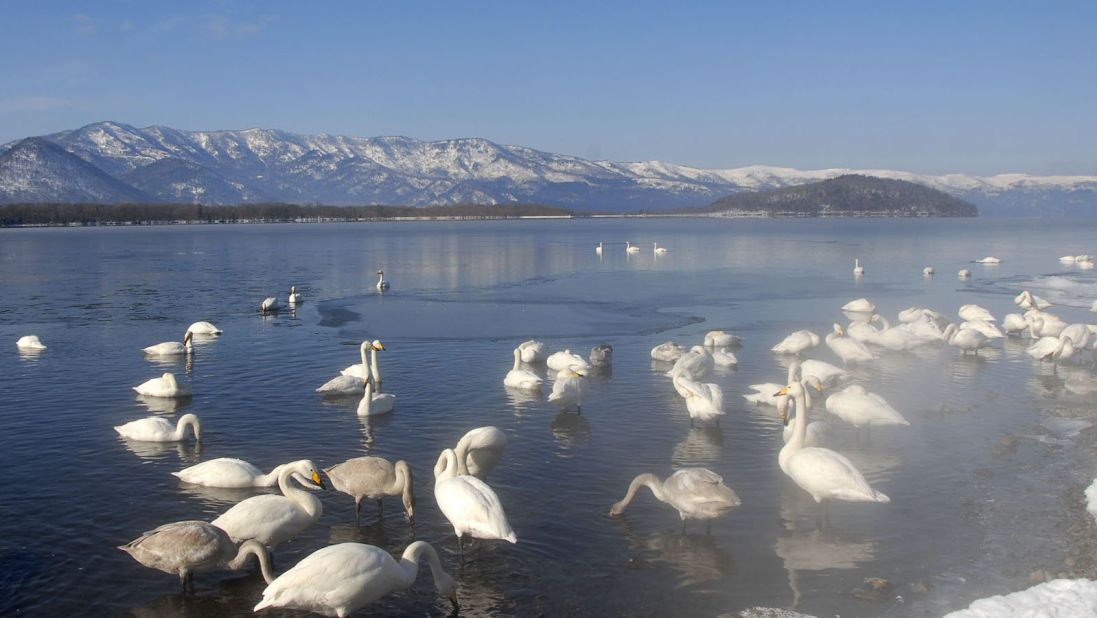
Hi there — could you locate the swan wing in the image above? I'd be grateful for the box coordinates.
[788,448,887,502]
[435,476,514,541]
[114,417,174,441]
[316,374,363,394]
[212,495,313,546]
[173,458,264,487]
[256,544,398,615]
[665,469,740,515]
[121,520,230,574]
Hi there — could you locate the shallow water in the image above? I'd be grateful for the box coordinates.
[2,218,1097,617]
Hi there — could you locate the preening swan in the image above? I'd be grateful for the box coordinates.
[324,457,414,521]
[261,297,281,314]
[504,347,543,391]
[253,541,457,617]
[16,335,46,350]
[959,304,996,323]
[590,342,614,367]
[375,269,390,291]
[975,256,1001,264]
[1002,313,1029,336]
[547,349,590,372]
[1027,312,1066,338]
[211,459,325,550]
[654,242,668,255]
[1026,335,1076,362]
[825,384,909,429]
[1060,323,1092,349]
[673,374,724,425]
[1014,290,1051,310]
[315,373,364,395]
[853,258,864,276]
[120,521,273,592]
[842,298,875,313]
[944,323,991,354]
[704,330,742,348]
[826,324,877,364]
[173,458,286,488]
[651,341,688,362]
[433,448,517,546]
[143,331,193,356]
[358,378,395,416]
[960,320,1004,339]
[548,368,585,411]
[115,413,201,442]
[288,286,301,305]
[778,382,889,504]
[626,241,640,253]
[609,468,740,522]
[771,330,821,356]
[454,426,508,480]
[518,339,547,363]
[711,348,738,367]
[341,340,384,381]
[186,321,222,336]
[133,372,191,398]
[667,345,714,381]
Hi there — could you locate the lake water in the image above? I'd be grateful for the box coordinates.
[2,218,1097,617]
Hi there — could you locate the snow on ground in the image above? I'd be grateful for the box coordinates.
[1086,478,1097,525]
[943,579,1097,617]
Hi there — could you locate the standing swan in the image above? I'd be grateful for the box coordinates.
[172,458,287,488]
[454,426,508,479]
[434,449,517,548]
[253,541,457,617]
[133,372,191,398]
[609,468,741,523]
[115,413,201,442]
[143,331,193,356]
[375,269,390,291]
[324,457,415,521]
[120,521,274,592]
[211,460,325,551]
[504,347,543,391]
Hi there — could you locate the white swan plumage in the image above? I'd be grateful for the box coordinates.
[651,341,687,362]
[288,285,301,305]
[375,269,390,291]
[315,374,364,395]
[667,345,714,381]
[173,458,286,488]
[115,413,201,442]
[745,362,805,406]
[325,457,415,520]
[1026,335,1076,362]
[186,321,221,336]
[1002,313,1029,336]
[143,331,193,356]
[211,460,325,550]
[518,339,547,363]
[546,349,590,372]
[842,298,875,313]
[454,426,508,480]
[654,242,668,255]
[923,266,934,275]
[771,330,821,355]
[609,468,741,521]
[433,449,517,544]
[704,330,742,348]
[504,347,543,391]
[958,269,971,278]
[826,324,877,364]
[595,242,603,254]
[825,384,910,429]
[548,367,584,411]
[626,241,640,254]
[974,256,1001,264]
[711,348,738,367]
[341,340,385,380]
[16,335,46,350]
[358,378,395,416]
[778,391,829,448]
[673,374,724,424]
[959,304,996,322]
[261,297,281,313]
[133,372,191,398]
[120,521,273,591]
[800,359,850,387]
[960,319,1004,339]
[853,258,864,276]
[944,323,991,354]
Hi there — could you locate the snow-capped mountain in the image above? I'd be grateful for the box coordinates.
[1,121,1094,215]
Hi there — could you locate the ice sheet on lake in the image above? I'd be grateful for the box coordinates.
[943,578,1097,617]
[1086,479,1097,525]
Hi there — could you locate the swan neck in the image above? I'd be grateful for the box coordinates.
[454,436,472,476]
[878,315,891,330]
[259,464,285,486]
[359,342,370,370]
[400,541,448,591]
[434,449,459,484]
[613,473,665,512]
[176,415,199,440]
[392,462,414,512]
[360,380,374,415]
[512,347,522,371]
[228,540,275,584]
[370,347,381,388]
[278,464,322,518]
[790,387,809,448]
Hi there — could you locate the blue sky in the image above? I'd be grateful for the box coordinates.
[2,1,1095,175]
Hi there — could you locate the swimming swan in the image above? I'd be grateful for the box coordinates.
[433,448,517,546]
[261,297,281,314]
[667,345,714,381]
[704,330,742,348]
[315,373,365,395]
[959,304,996,322]
[143,331,193,356]
[853,258,864,276]
[626,241,640,254]
[16,335,46,350]
[173,458,287,488]
[771,330,821,356]
[253,541,457,617]
[133,372,191,398]
[288,286,301,305]
[546,349,590,372]
[654,242,668,255]
[590,343,614,367]
[120,521,273,592]
[341,340,385,382]
[518,339,547,363]
[825,324,877,364]
[324,456,414,521]
[842,298,875,313]
[825,384,910,429]
[504,347,543,391]
[548,368,585,411]
[114,413,201,442]
[454,426,508,480]
[211,460,325,550]
[376,269,390,291]
[974,256,1001,264]
[651,341,688,362]
[358,378,395,416]
[609,468,741,522]
[186,321,222,336]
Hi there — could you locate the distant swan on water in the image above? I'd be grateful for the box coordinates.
[853,258,864,276]
[376,269,390,291]
[626,241,640,254]
[654,242,668,255]
[16,335,47,350]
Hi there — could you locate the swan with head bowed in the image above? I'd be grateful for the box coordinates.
[504,347,543,391]
[433,448,517,547]
[186,321,222,336]
[842,298,876,313]
[777,381,890,504]
[518,339,547,363]
[825,384,909,429]
[1060,324,1092,349]
[1026,311,1066,338]
[704,330,742,348]
[173,458,286,488]
[16,335,47,350]
[673,374,724,425]
[609,468,741,523]
[1014,290,1051,311]
[120,521,273,592]
[211,459,325,551]
[959,304,996,323]
[547,349,590,372]
[826,324,877,364]
[133,372,191,398]
[944,324,991,354]
[254,541,457,617]
[958,269,972,279]
[1002,313,1029,336]
[375,269,390,291]
[143,331,193,356]
[771,330,821,356]
[454,426,507,480]
[548,368,585,411]
[959,320,1004,340]
[923,266,934,276]
[325,456,414,522]
[261,297,281,314]
[1026,334,1076,362]
[651,341,688,362]
[358,377,395,416]
[115,413,201,442]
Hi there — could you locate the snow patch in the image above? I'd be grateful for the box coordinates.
[1086,479,1097,525]
[943,579,1097,617]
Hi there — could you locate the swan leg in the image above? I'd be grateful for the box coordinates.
[354,497,362,523]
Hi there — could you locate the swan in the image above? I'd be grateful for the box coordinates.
[667,345,714,381]
[548,367,585,411]
[253,541,457,617]
[704,330,742,348]
[626,241,640,253]
[454,426,508,479]
[801,359,850,387]
[778,384,829,447]
[745,362,804,405]
[673,374,724,424]
[865,315,928,351]
[853,258,864,276]
[261,297,281,313]
[1026,335,1076,362]
[651,341,687,362]
[826,324,876,364]
[288,286,301,305]
[825,384,909,429]
[324,457,414,521]
[711,348,738,367]
[119,521,273,592]
[143,331,193,356]
[115,413,201,442]
[595,242,603,255]
[959,320,1004,340]
[958,269,971,278]
[1060,255,1078,263]
[777,382,889,504]
[173,458,287,488]
[609,468,740,522]
[897,307,926,324]
[590,343,613,367]
[186,321,222,336]
[959,304,996,322]
[518,339,547,363]
[433,449,517,546]
[944,323,991,354]
[923,266,934,276]
[358,378,395,416]
[16,335,46,350]
[1002,313,1029,336]
[504,347,543,391]
[1027,312,1067,338]
[546,349,590,372]
[846,318,880,343]
[842,298,875,313]
[133,372,191,398]
[375,269,390,291]
[211,460,325,550]
[654,242,668,255]
[1014,290,1051,310]
[1060,324,1092,350]
[341,340,384,381]
[975,256,1001,264]
[771,330,821,356]
[315,373,364,395]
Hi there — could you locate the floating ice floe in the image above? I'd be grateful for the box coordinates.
[943,578,1097,617]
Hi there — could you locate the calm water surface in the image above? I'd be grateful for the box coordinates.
[2,218,1097,617]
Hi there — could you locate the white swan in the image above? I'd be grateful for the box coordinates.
[315,373,365,395]
[358,378,395,416]
[1014,290,1051,310]
[1060,323,1092,349]
[143,331,193,356]
[548,367,585,411]
[745,362,805,406]
[325,457,414,520]
[504,347,543,391]
[846,318,880,343]
[1091,300,1097,314]
[704,330,742,348]
[454,426,508,480]
[923,266,934,276]
[341,340,384,380]
[173,458,287,488]
[211,460,325,550]
[288,286,301,305]
[673,374,724,424]
[433,449,517,545]
[261,297,281,313]
[375,269,390,291]
[1026,335,1076,362]
[944,323,991,354]
[115,413,201,442]
[518,339,547,363]
[1002,313,1029,336]
[186,321,222,336]
[120,521,273,591]
[975,256,1001,264]
[654,242,668,255]
[771,330,821,355]
[959,304,996,322]
[842,298,875,313]
[711,348,738,367]
[801,359,850,387]
[626,241,640,253]
[958,269,971,279]
[651,341,687,362]
[778,386,829,448]
[16,335,46,350]
[825,384,909,429]
[1027,312,1066,338]
[133,372,191,398]
[595,242,603,255]
[590,343,614,367]
[254,541,456,617]
[778,382,889,504]
[546,349,590,372]
[667,345,714,381]
[609,468,741,521]
[826,324,876,364]
[853,258,864,276]
[960,319,1004,339]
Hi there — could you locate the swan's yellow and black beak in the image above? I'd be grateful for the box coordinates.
[374,341,386,351]
[773,386,790,397]
[311,471,326,489]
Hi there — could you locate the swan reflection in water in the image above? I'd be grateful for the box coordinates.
[175,483,278,509]
[947,349,1001,384]
[671,425,724,467]
[17,347,45,361]
[327,516,413,548]
[613,516,734,586]
[358,413,394,450]
[550,410,590,452]
[130,571,269,618]
[135,394,190,415]
[505,384,543,417]
[120,437,201,463]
